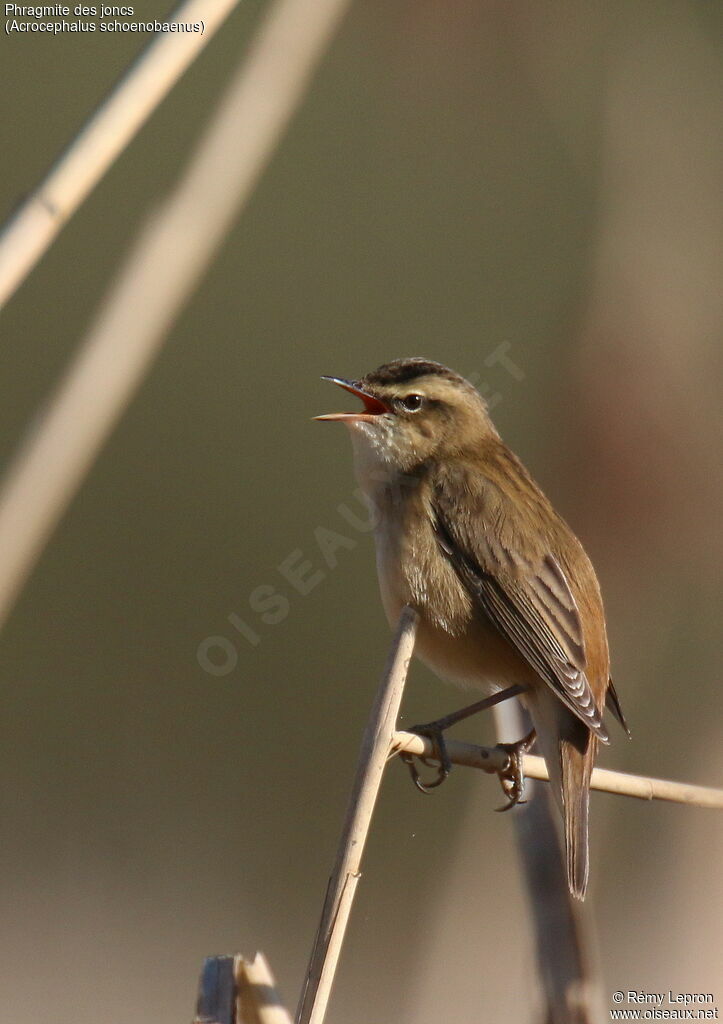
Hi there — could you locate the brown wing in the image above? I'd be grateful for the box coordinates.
[432,465,610,743]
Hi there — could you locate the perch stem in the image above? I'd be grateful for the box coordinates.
[392,731,723,808]
[296,606,419,1024]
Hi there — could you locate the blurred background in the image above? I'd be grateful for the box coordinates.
[1,0,721,1021]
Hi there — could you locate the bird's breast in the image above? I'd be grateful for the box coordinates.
[370,486,533,693]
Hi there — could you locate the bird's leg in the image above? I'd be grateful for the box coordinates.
[494,728,537,812]
[400,684,527,794]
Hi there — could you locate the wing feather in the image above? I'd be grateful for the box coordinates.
[433,487,609,742]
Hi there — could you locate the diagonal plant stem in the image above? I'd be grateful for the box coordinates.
[0,0,353,634]
[0,0,243,311]
[296,606,419,1024]
[297,653,720,1024]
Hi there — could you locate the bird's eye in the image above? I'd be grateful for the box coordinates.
[400,393,423,412]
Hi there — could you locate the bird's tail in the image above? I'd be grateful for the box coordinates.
[560,728,596,900]
[528,691,596,900]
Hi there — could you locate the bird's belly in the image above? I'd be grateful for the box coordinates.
[375,529,533,693]
[417,613,533,692]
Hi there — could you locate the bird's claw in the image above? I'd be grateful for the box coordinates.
[400,721,453,794]
[494,728,536,812]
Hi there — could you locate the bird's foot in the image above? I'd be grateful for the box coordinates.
[400,719,453,794]
[494,728,536,812]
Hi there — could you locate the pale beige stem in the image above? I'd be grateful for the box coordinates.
[393,731,723,808]
[236,953,293,1024]
[0,0,352,633]
[296,607,419,1024]
[193,952,292,1024]
[0,0,242,310]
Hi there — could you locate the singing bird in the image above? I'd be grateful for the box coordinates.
[316,358,627,899]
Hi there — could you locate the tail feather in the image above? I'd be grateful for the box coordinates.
[560,731,596,900]
[527,690,597,900]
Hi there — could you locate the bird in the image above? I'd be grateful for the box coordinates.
[315,357,628,900]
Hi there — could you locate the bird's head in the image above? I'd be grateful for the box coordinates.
[315,358,497,473]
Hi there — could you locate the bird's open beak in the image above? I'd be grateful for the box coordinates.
[314,377,390,422]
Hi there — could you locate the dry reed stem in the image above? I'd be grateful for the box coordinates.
[0,0,242,310]
[393,731,723,808]
[296,606,419,1024]
[0,0,352,634]
[236,953,293,1024]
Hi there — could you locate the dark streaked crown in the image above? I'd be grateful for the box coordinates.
[362,358,469,389]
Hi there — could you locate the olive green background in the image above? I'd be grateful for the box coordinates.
[1,2,721,1021]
